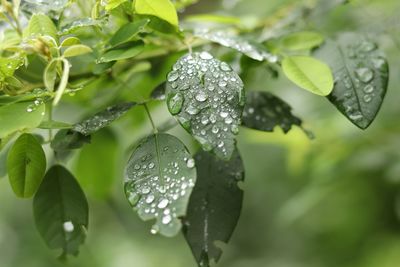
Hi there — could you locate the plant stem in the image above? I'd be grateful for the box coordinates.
[143,103,158,134]
[47,102,53,142]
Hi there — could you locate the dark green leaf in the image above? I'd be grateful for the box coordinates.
[166,52,244,160]
[124,133,196,237]
[98,41,144,63]
[183,149,244,267]
[242,91,303,133]
[150,82,166,100]
[33,165,89,256]
[73,102,135,135]
[51,129,91,151]
[314,33,389,129]
[109,19,150,48]
[6,133,46,198]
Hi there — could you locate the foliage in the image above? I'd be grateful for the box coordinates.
[0,0,394,266]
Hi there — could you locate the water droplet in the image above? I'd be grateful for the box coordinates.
[355,67,374,83]
[145,194,155,204]
[167,71,179,82]
[199,51,213,60]
[363,84,374,93]
[63,221,74,232]
[150,225,159,234]
[157,199,169,209]
[220,62,231,72]
[162,215,172,224]
[359,41,376,52]
[225,117,233,124]
[220,111,229,118]
[167,92,184,115]
[212,125,219,134]
[141,186,151,194]
[195,91,208,102]
[186,158,195,168]
[363,94,372,103]
[186,105,199,115]
[148,162,155,169]
[231,125,239,134]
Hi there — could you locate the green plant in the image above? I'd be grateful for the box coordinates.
[0,0,390,266]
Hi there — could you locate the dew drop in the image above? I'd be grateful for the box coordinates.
[167,71,179,82]
[167,92,184,115]
[355,67,374,83]
[157,199,169,209]
[145,194,155,204]
[220,62,231,72]
[199,51,213,60]
[63,221,74,233]
[363,84,374,93]
[186,158,195,168]
[162,215,172,224]
[195,91,208,102]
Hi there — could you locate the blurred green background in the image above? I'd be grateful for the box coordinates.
[1,0,400,266]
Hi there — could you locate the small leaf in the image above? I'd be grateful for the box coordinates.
[60,37,81,47]
[124,133,196,237]
[105,0,127,10]
[109,19,150,48]
[282,56,334,96]
[98,41,144,63]
[59,18,103,35]
[24,14,58,40]
[0,101,45,139]
[39,120,72,129]
[44,59,57,91]
[63,44,92,58]
[73,102,135,135]
[6,133,46,198]
[183,149,244,267]
[166,52,244,160]
[33,165,89,256]
[0,55,25,81]
[194,29,277,62]
[280,31,324,51]
[51,129,91,151]
[314,33,389,129]
[242,91,303,133]
[135,0,179,27]
[75,129,118,199]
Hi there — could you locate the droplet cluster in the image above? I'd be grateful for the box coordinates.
[166,52,245,159]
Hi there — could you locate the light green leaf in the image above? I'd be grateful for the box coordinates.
[39,120,72,129]
[166,52,244,160]
[24,14,58,40]
[60,37,80,47]
[75,129,118,199]
[44,59,57,92]
[105,0,127,10]
[0,55,25,81]
[282,56,334,96]
[7,133,46,198]
[314,33,389,129]
[280,31,324,51]
[63,44,93,58]
[73,102,135,135]
[33,165,89,256]
[183,149,244,267]
[98,42,144,63]
[0,101,45,139]
[135,0,179,27]
[109,19,150,48]
[124,133,196,237]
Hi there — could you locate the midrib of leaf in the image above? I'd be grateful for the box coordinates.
[288,57,320,94]
[336,44,363,116]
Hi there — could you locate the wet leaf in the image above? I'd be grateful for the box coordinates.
[314,33,389,129]
[73,102,135,135]
[135,0,179,28]
[6,133,46,198]
[0,101,45,139]
[59,18,103,35]
[63,45,92,58]
[24,14,58,40]
[282,56,334,96]
[51,129,91,151]
[242,91,303,133]
[60,37,80,47]
[166,52,244,160]
[98,41,144,63]
[150,82,166,100]
[0,55,25,81]
[183,149,244,267]
[109,19,150,48]
[194,29,277,62]
[23,0,68,14]
[124,133,196,237]
[33,165,89,256]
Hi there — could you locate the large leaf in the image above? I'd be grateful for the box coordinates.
[124,133,196,237]
[165,52,244,160]
[109,19,150,48]
[183,149,245,267]
[135,0,179,28]
[73,102,135,135]
[282,56,334,96]
[314,33,389,129]
[194,29,277,62]
[33,165,89,256]
[0,101,45,139]
[242,91,303,133]
[75,129,119,199]
[24,14,58,40]
[7,133,46,198]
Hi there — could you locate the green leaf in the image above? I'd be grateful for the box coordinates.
[24,14,58,40]
[242,91,304,133]
[166,52,244,160]
[109,19,150,48]
[75,129,118,199]
[98,41,144,63]
[60,37,80,47]
[59,18,102,35]
[0,55,25,81]
[194,29,277,62]
[0,101,45,139]
[23,0,68,14]
[150,82,166,100]
[135,0,179,27]
[280,31,324,51]
[314,33,389,129]
[6,133,46,198]
[51,129,91,151]
[73,102,135,135]
[63,44,93,58]
[44,59,57,92]
[183,149,244,267]
[105,0,128,11]
[124,133,196,237]
[39,120,72,129]
[282,56,334,96]
[33,165,89,256]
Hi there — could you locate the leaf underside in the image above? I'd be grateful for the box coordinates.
[183,149,245,267]
[314,33,389,129]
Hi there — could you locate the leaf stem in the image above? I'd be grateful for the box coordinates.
[143,103,158,134]
[46,102,53,142]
